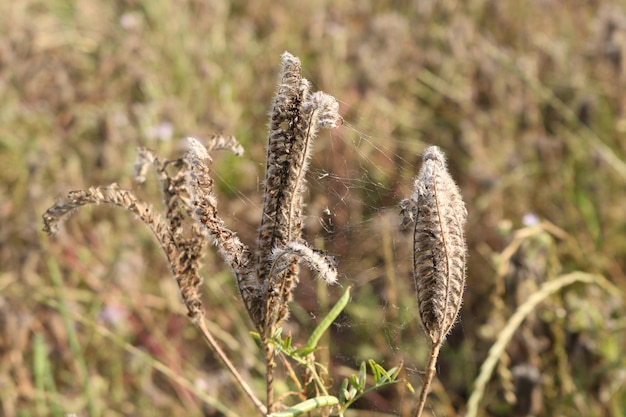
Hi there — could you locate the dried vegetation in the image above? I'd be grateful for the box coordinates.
[2,1,626,416]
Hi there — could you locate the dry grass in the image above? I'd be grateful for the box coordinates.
[2,0,626,416]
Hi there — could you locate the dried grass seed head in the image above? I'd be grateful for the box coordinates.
[257,53,309,276]
[411,146,467,345]
[183,137,261,325]
[204,134,244,156]
[304,91,343,130]
[256,52,342,331]
[271,242,339,285]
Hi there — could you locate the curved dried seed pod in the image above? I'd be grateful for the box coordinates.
[411,146,467,345]
[184,138,260,325]
[204,134,244,156]
[271,242,338,285]
[41,184,207,321]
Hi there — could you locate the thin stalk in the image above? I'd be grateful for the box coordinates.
[264,339,276,414]
[414,342,442,417]
[280,348,329,396]
[279,354,305,396]
[196,319,267,416]
[306,361,330,396]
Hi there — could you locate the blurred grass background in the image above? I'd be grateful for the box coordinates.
[2,0,626,416]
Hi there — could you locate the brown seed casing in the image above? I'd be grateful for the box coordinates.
[409,146,467,345]
[256,52,341,331]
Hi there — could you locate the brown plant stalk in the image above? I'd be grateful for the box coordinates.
[256,52,342,414]
[401,146,467,417]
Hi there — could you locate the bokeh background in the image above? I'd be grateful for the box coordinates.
[2,0,626,416]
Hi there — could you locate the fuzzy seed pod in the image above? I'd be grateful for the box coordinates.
[405,146,467,345]
[256,52,341,332]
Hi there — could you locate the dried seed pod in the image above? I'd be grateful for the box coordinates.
[271,242,338,285]
[410,146,467,345]
[184,137,260,325]
[256,52,341,332]
[256,52,311,281]
[204,134,244,156]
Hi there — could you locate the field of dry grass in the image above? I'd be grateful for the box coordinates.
[2,0,626,416]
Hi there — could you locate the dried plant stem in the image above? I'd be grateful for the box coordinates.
[265,341,277,414]
[414,343,441,417]
[196,319,267,416]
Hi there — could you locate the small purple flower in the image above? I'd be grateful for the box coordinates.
[522,212,540,227]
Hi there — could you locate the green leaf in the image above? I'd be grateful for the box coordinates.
[406,381,416,394]
[386,365,401,381]
[349,375,360,390]
[306,286,351,350]
[269,396,339,417]
[358,360,367,388]
[293,346,316,357]
[339,379,349,403]
[368,360,382,382]
[282,334,293,351]
[368,360,400,384]
[274,327,284,339]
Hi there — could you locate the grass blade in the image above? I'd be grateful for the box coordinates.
[465,272,620,417]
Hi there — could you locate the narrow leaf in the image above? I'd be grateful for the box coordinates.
[358,361,367,388]
[306,285,351,349]
[339,379,349,402]
[368,360,382,382]
[269,396,339,417]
